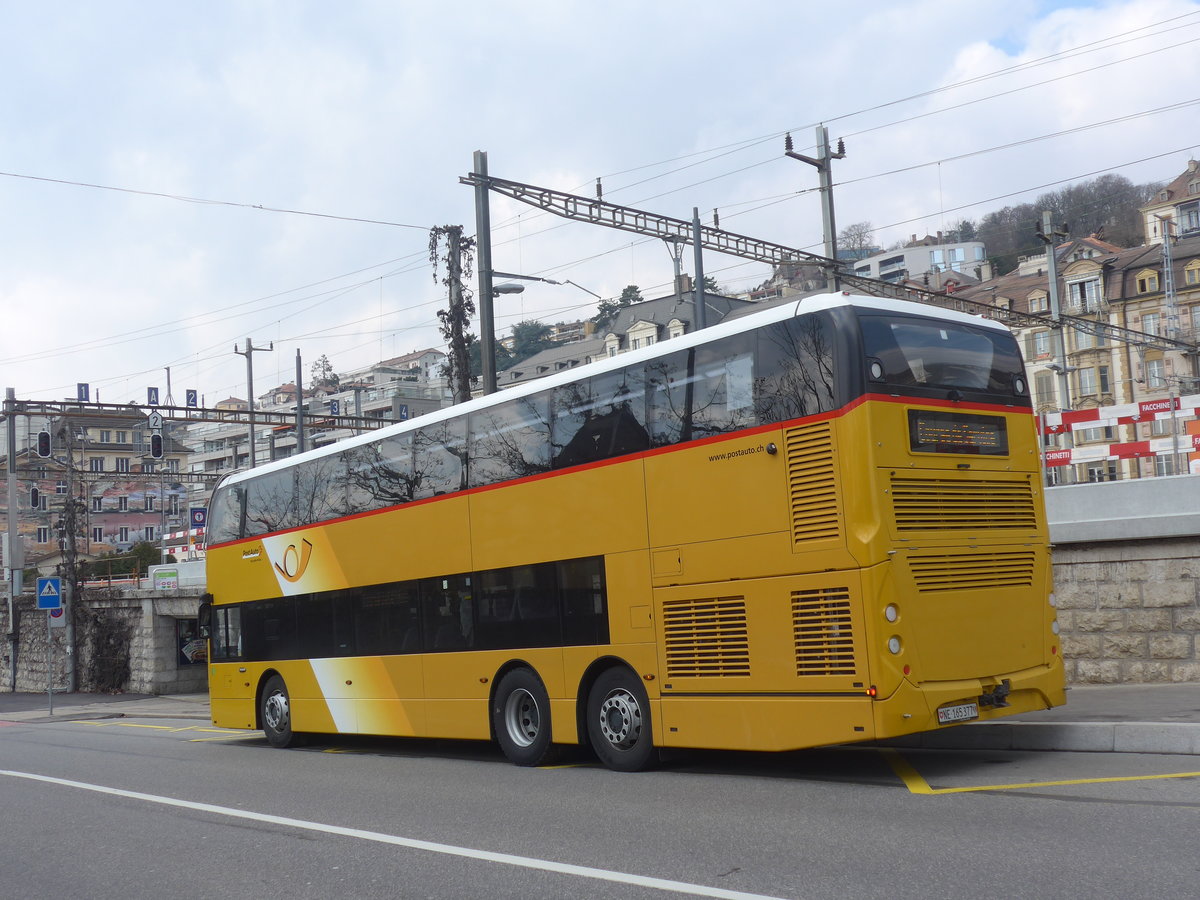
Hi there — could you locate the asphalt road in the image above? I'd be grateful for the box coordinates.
[3,716,1200,900]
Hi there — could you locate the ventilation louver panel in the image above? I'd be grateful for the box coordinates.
[662,596,750,678]
[786,422,841,545]
[891,478,1036,532]
[909,551,1037,592]
[792,587,857,676]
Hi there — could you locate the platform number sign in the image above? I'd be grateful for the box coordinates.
[186,389,198,408]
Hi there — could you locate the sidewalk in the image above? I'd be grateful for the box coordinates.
[0,691,211,723]
[1,684,1198,754]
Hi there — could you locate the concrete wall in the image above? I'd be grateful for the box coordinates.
[1047,475,1200,684]
[1,588,206,694]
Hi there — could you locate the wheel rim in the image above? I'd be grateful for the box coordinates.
[264,689,289,734]
[598,688,642,750]
[503,688,541,748]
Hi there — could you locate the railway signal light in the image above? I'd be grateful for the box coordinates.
[36,430,52,457]
[29,486,39,509]
[150,433,164,459]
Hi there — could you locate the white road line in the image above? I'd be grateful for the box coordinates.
[1,769,791,900]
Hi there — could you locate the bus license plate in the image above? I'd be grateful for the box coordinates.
[937,702,979,725]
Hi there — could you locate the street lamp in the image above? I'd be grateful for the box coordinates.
[479,273,600,394]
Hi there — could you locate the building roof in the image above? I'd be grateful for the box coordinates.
[1140,159,1199,210]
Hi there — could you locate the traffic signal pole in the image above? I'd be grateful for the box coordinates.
[5,388,21,690]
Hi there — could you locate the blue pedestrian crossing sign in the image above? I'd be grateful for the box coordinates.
[36,577,63,610]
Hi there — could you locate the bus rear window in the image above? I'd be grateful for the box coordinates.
[859,314,1023,394]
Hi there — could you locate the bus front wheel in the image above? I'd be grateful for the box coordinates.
[586,668,655,772]
[492,668,559,767]
[260,674,298,748]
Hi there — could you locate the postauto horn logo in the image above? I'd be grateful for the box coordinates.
[260,531,346,595]
[274,538,314,583]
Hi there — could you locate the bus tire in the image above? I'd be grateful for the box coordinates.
[492,668,559,767]
[586,667,655,772]
[260,674,298,748]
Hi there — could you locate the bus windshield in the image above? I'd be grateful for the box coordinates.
[858,313,1024,394]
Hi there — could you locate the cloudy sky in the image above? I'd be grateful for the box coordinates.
[2,0,1198,406]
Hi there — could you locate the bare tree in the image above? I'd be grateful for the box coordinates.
[838,221,876,258]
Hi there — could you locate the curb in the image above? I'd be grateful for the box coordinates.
[880,721,1200,756]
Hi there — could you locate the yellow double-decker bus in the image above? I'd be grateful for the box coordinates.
[201,292,1064,771]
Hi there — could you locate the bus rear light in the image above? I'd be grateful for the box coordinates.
[1051,645,1058,655]
[903,665,911,676]
[867,686,877,697]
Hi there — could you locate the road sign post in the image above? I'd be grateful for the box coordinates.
[36,577,62,715]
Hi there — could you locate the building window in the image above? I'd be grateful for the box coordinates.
[1086,462,1117,482]
[100,430,111,443]
[1028,331,1051,358]
[118,496,129,512]
[1150,418,1171,436]
[118,526,130,543]
[55,480,66,494]
[1077,366,1110,396]
[1136,272,1159,294]
[89,458,104,472]
[115,457,131,474]
[91,496,102,512]
[146,495,156,512]
[92,527,103,543]
[1068,279,1100,312]
[37,526,49,544]
[1034,372,1055,405]
[1154,454,1176,477]
[116,431,127,444]
[169,495,179,515]
[167,459,179,473]
[1028,294,1048,313]
[1078,367,1096,396]
[1186,264,1200,287]
[144,526,156,542]
[1146,358,1166,389]
[1078,425,1114,443]
[1141,313,1161,336]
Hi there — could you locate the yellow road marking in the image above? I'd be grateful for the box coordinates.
[68,720,244,737]
[880,748,1200,794]
[189,733,264,743]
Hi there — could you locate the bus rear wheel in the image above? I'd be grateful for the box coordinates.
[586,667,655,772]
[492,668,559,767]
[260,674,298,748]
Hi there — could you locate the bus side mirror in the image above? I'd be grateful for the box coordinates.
[198,595,212,640]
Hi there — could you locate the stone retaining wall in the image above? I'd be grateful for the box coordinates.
[1,588,206,694]
[1054,536,1200,683]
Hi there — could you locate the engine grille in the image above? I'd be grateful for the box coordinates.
[792,586,857,676]
[891,477,1037,532]
[909,550,1037,592]
[785,422,842,546]
[662,596,751,678]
